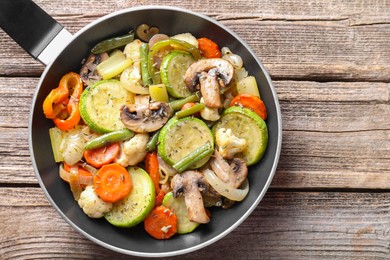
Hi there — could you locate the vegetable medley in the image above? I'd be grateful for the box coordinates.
[43,24,268,239]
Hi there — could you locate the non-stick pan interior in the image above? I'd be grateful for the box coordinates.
[30,6,281,257]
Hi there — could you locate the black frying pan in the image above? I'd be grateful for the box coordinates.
[0,0,282,257]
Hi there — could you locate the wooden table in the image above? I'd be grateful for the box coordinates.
[1,0,390,259]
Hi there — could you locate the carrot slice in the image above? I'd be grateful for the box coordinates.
[155,189,165,207]
[145,152,161,194]
[230,94,268,120]
[197,37,222,58]
[83,142,120,168]
[93,163,132,203]
[144,205,178,239]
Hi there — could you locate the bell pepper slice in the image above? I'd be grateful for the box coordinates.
[43,72,83,131]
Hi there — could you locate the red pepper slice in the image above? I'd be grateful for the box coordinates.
[43,72,83,131]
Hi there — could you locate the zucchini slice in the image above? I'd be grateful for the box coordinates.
[80,80,129,134]
[213,106,268,165]
[158,117,214,169]
[162,192,199,234]
[160,50,195,98]
[104,167,155,227]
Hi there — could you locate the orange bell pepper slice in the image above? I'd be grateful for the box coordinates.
[43,72,83,131]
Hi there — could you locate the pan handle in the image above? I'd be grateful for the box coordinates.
[0,0,73,65]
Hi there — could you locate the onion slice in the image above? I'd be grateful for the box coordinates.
[69,165,82,201]
[203,169,249,201]
[59,164,94,186]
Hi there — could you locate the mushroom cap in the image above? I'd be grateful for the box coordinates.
[120,101,173,133]
[184,58,234,92]
[171,170,210,224]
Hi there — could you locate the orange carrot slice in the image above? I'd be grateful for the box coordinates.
[144,205,178,239]
[93,163,132,203]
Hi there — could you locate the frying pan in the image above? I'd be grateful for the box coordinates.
[0,0,282,257]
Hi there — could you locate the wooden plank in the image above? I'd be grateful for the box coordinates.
[0,1,389,81]
[1,187,390,259]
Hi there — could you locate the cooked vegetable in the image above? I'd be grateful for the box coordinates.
[236,76,261,97]
[171,170,209,223]
[162,191,200,234]
[172,141,213,173]
[197,37,222,58]
[78,185,113,218]
[115,133,149,167]
[158,117,214,169]
[169,92,200,111]
[148,39,201,84]
[214,128,247,159]
[144,205,178,239]
[203,169,249,201]
[230,93,267,120]
[171,33,198,48]
[160,50,195,98]
[145,152,161,194]
[84,142,120,168]
[43,72,83,131]
[93,163,132,203]
[140,42,152,85]
[96,50,132,80]
[146,130,160,151]
[213,106,268,165]
[174,103,205,119]
[80,52,109,86]
[120,101,173,133]
[61,163,94,187]
[60,126,85,166]
[84,129,134,150]
[80,80,128,133]
[105,167,155,227]
[49,127,64,162]
[149,84,169,102]
[136,24,159,42]
[91,30,135,54]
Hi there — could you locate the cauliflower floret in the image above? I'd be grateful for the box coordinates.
[78,186,112,218]
[215,128,248,159]
[171,33,199,48]
[123,39,142,62]
[115,133,149,167]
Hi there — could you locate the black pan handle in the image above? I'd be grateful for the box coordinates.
[0,0,72,65]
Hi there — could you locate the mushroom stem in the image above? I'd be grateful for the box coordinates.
[199,71,223,108]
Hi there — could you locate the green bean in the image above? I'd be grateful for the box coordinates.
[140,42,153,86]
[169,92,201,111]
[172,141,213,173]
[84,129,134,150]
[146,130,160,151]
[175,103,205,119]
[91,30,135,54]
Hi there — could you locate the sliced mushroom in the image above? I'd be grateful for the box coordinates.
[209,149,248,189]
[198,69,222,108]
[136,24,160,42]
[79,52,109,86]
[171,170,210,224]
[120,101,173,133]
[184,58,234,92]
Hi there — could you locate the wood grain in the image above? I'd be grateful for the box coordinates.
[1,187,390,259]
[0,0,389,81]
[1,0,390,258]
